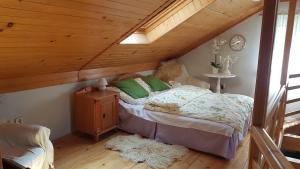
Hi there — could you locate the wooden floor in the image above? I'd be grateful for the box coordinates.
[54,131,250,169]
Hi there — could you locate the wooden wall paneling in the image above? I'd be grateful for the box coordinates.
[0,71,78,94]
[0,47,94,79]
[0,62,160,93]
[79,62,159,81]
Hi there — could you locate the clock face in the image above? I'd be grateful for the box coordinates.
[230,34,246,51]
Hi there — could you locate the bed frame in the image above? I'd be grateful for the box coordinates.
[112,73,250,159]
[118,104,250,159]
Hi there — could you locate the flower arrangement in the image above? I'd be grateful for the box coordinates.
[210,61,220,69]
[210,38,227,74]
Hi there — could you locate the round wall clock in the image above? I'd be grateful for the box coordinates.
[229,34,246,51]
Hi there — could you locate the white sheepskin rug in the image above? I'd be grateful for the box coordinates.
[105,135,189,169]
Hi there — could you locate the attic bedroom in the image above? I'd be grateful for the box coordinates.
[1,0,300,169]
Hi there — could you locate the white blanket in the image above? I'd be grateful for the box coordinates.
[144,85,254,132]
[0,123,54,169]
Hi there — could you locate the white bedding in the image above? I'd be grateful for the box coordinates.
[144,85,253,133]
[0,123,54,169]
[120,100,239,137]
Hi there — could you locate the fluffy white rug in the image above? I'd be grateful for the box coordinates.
[105,135,188,169]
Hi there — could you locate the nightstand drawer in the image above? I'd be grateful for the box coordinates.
[100,98,115,131]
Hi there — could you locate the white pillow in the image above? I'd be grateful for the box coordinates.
[134,78,152,93]
[169,81,182,88]
[106,87,146,105]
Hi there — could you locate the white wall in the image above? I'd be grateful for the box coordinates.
[0,80,95,140]
[179,14,262,97]
[0,70,153,140]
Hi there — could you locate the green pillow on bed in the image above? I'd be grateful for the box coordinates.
[142,75,170,92]
[116,78,149,99]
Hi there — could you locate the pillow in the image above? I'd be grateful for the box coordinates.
[154,59,210,89]
[134,78,152,93]
[107,87,146,105]
[142,75,170,92]
[115,78,149,99]
[154,60,182,82]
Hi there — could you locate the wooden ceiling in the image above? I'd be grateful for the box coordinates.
[0,0,263,93]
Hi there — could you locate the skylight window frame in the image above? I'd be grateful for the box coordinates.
[120,0,215,45]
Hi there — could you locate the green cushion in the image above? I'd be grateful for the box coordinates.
[115,78,149,99]
[142,75,170,92]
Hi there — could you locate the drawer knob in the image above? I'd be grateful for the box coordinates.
[102,113,106,119]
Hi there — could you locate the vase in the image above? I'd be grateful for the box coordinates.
[212,67,219,74]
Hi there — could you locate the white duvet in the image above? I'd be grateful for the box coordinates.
[144,85,254,132]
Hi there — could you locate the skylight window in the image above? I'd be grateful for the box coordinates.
[120,0,213,44]
[120,32,150,44]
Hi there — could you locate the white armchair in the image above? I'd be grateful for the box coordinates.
[0,123,54,169]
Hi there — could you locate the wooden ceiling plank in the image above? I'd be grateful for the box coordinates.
[7,0,149,19]
[107,0,165,10]
[0,11,137,31]
[0,0,169,80]
[85,0,263,70]
[177,4,263,57]
[0,0,264,93]
[145,0,216,42]
[0,39,111,48]
[71,0,157,15]
[80,0,177,70]
[0,21,121,35]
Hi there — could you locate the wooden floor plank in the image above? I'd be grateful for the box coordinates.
[54,131,250,169]
[168,151,199,169]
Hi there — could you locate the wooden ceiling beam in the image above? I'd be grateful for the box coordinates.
[0,62,159,94]
[79,62,159,81]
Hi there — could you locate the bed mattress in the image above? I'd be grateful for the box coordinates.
[118,100,251,159]
[119,100,249,137]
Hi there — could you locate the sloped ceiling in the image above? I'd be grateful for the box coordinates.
[0,0,263,93]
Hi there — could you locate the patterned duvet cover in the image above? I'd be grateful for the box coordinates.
[144,85,254,133]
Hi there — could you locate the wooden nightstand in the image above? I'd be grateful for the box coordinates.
[74,89,119,141]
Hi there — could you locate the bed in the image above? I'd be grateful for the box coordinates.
[110,75,253,159]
